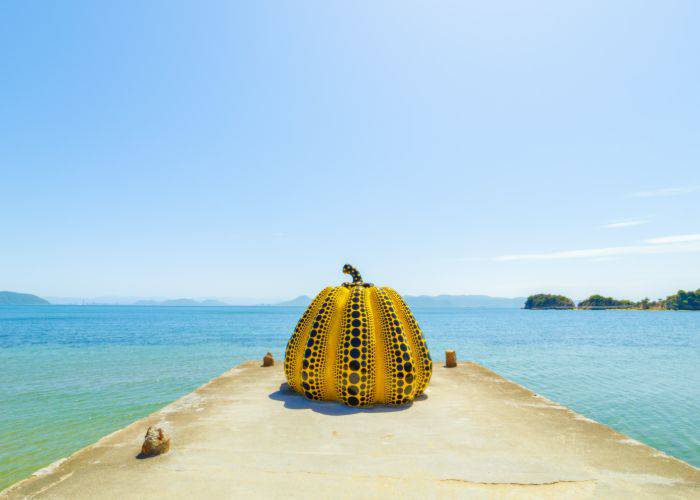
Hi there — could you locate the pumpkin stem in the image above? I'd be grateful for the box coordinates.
[342,264,363,284]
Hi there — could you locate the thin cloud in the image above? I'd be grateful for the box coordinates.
[631,186,699,198]
[601,219,649,229]
[495,236,700,262]
[645,234,700,245]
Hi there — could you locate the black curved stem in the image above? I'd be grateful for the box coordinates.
[342,264,363,284]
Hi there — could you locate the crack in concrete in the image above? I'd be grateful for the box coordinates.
[263,468,595,487]
[439,477,596,487]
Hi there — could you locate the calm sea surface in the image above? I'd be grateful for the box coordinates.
[1,305,699,488]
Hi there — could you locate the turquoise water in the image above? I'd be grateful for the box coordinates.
[1,306,699,488]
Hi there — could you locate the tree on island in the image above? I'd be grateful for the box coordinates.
[525,289,699,311]
[664,289,700,310]
[577,294,636,309]
[524,294,575,309]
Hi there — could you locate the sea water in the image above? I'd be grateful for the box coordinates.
[1,305,698,488]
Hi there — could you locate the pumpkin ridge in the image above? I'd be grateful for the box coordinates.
[322,286,350,402]
[361,286,377,405]
[376,288,414,405]
[284,287,332,394]
[302,287,341,401]
[335,285,375,407]
[384,288,433,395]
[382,287,418,402]
[367,287,387,403]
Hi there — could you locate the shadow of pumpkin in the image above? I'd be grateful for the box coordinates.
[268,383,426,415]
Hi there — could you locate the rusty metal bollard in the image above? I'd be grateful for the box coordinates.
[445,350,457,368]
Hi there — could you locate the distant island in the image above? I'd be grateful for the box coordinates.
[577,295,636,310]
[275,294,526,308]
[524,294,576,310]
[524,289,700,310]
[0,291,50,306]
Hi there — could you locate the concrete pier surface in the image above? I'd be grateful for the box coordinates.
[3,361,699,499]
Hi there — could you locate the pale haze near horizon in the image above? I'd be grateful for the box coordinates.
[1,1,698,302]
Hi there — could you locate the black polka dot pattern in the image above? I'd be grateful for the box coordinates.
[283,287,332,394]
[283,267,433,407]
[375,288,415,405]
[300,288,340,401]
[335,286,375,407]
[384,288,432,395]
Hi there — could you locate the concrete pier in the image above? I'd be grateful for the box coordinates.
[2,361,698,498]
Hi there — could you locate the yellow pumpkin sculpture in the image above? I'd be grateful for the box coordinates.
[284,264,432,406]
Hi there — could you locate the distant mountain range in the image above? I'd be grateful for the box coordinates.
[274,294,525,308]
[405,294,526,308]
[274,295,317,306]
[132,299,230,307]
[0,291,50,306]
[2,290,526,308]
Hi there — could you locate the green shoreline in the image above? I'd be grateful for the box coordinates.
[525,290,700,311]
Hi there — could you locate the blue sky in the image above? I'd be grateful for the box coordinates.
[1,1,698,302]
